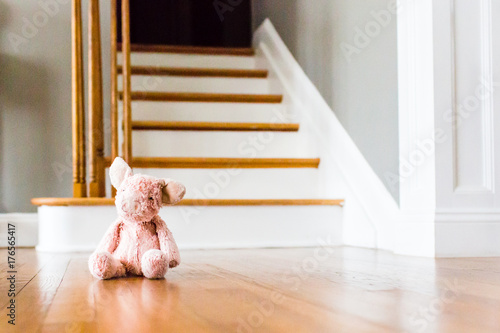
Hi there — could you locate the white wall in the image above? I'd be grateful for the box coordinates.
[252,0,400,202]
[0,0,111,212]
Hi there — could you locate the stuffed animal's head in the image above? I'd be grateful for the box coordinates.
[110,157,186,223]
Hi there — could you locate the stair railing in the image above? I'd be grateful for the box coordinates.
[71,0,132,198]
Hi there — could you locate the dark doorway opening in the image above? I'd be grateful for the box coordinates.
[116,0,252,47]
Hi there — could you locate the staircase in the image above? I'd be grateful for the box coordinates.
[31,1,344,252]
[113,43,340,199]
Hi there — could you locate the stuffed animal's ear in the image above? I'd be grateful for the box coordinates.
[160,179,186,205]
[110,157,133,189]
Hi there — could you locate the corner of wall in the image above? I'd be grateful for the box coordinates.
[253,19,401,253]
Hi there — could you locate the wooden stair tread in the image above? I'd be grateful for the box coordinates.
[118,43,255,56]
[103,157,320,169]
[132,121,299,132]
[119,91,283,104]
[118,66,268,78]
[31,198,343,207]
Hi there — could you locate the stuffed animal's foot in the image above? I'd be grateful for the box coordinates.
[141,249,169,279]
[89,252,126,280]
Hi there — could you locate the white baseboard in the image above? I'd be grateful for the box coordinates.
[435,212,500,257]
[0,213,38,247]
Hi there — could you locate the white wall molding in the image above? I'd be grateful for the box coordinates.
[397,0,436,212]
[436,210,500,222]
[395,0,437,256]
[0,213,38,247]
[397,0,500,256]
[477,0,495,194]
[451,0,496,195]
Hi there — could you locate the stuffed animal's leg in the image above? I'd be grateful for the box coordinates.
[88,251,126,280]
[141,249,169,279]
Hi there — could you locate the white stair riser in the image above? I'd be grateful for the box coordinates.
[119,53,258,69]
[105,168,327,199]
[132,130,318,157]
[119,75,276,94]
[128,101,292,123]
[36,206,343,252]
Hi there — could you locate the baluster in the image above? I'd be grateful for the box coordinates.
[88,0,105,197]
[122,0,133,164]
[71,0,86,197]
[111,0,118,196]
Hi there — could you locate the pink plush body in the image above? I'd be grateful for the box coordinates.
[89,158,185,280]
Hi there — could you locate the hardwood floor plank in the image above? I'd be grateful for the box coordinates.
[0,249,54,300]
[0,254,70,333]
[41,256,97,332]
[91,277,144,332]
[182,249,399,331]
[177,262,389,332]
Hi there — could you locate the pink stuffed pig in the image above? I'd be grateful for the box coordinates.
[89,157,186,280]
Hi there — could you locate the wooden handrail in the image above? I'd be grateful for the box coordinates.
[71,0,86,198]
[88,0,105,197]
[121,0,133,164]
[110,0,118,197]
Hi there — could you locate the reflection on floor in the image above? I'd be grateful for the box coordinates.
[1,247,499,332]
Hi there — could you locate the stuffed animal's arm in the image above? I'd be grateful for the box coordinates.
[153,216,181,268]
[94,218,122,254]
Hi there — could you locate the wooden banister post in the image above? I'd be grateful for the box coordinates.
[88,0,105,197]
[110,0,118,197]
[71,0,86,198]
[122,0,133,164]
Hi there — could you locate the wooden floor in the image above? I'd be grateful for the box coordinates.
[1,247,500,332]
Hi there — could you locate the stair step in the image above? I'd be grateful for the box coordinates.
[118,43,255,56]
[128,101,290,123]
[104,157,320,169]
[121,52,257,69]
[132,121,299,132]
[132,129,315,158]
[32,198,343,207]
[118,66,268,78]
[117,168,325,199]
[120,92,283,104]
[119,76,274,94]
